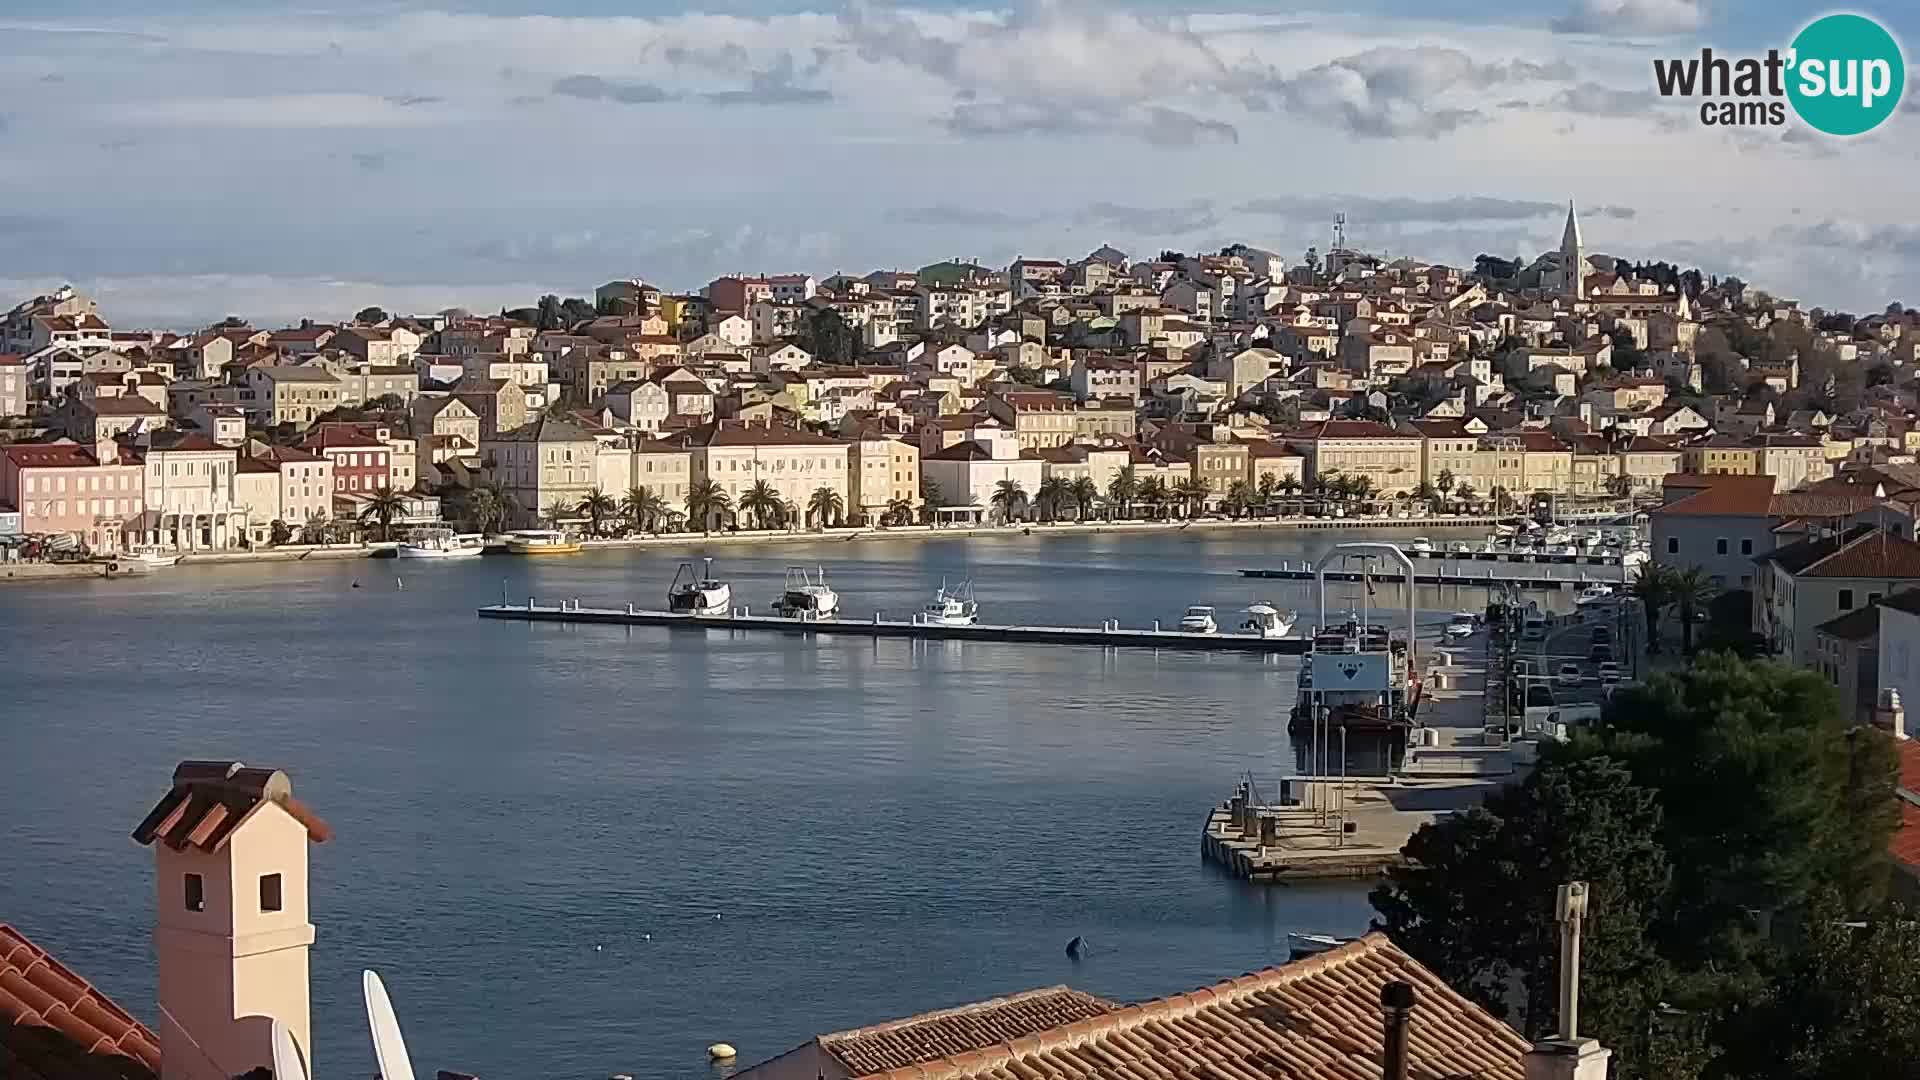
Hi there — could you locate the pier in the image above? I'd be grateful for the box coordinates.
[1240,557,1630,591]
[478,601,1310,654]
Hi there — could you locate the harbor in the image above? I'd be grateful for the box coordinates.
[1240,524,1649,591]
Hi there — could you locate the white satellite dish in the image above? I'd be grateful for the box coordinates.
[362,970,418,1080]
[271,1018,309,1080]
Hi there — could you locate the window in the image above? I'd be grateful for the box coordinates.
[1741,539,1754,555]
[1840,589,1855,610]
[185,873,205,912]
[1667,537,1679,555]
[259,873,283,912]
[1716,538,1728,555]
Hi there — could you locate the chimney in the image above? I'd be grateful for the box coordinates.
[1875,687,1908,740]
[1379,981,1414,1080]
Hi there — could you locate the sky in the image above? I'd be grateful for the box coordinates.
[0,0,1915,327]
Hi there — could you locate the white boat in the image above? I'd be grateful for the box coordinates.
[922,580,978,626]
[668,558,732,616]
[396,527,484,559]
[504,529,581,555]
[1407,536,1434,555]
[1575,584,1615,607]
[1444,611,1478,639]
[1241,602,1297,638]
[1448,540,1474,554]
[128,547,180,568]
[1178,605,1218,634]
[775,565,839,619]
[1287,932,1356,960]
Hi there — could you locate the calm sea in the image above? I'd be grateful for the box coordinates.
[0,527,1498,1080]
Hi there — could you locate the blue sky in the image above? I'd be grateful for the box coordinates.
[0,0,1914,326]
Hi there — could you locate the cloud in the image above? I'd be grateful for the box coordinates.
[351,152,387,172]
[1077,200,1220,235]
[1268,47,1570,137]
[382,94,442,108]
[550,74,674,105]
[1548,81,1654,117]
[1552,0,1707,35]
[1237,194,1635,224]
[698,52,832,105]
[886,205,1040,228]
[940,101,1236,145]
[110,94,440,129]
[1774,220,1920,259]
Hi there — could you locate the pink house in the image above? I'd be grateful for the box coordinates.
[0,436,147,552]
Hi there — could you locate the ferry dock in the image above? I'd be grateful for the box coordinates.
[478,601,1310,654]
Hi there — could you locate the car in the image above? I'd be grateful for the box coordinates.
[1591,626,1613,645]
[1589,642,1614,663]
[1557,663,1584,687]
[1598,662,1622,684]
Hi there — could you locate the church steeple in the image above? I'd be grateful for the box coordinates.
[1561,200,1585,301]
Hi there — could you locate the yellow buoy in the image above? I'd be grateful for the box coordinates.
[709,1044,738,1062]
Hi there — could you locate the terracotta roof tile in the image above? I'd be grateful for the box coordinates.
[1890,741,1920,874]
[0,923,159,1080]
[819,987,1118,1076]
[131,760,331,851]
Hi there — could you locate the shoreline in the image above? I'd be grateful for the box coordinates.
[0,514,1511,585]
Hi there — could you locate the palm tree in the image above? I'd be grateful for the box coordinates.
[919,478,944,525]
[1669,566,1716,655]
[1412,480,1439,509]
[622,485,669,534]
[1034,476,1070,523]
[685,479,731,533]
[1487,486,1511,515]
[578,487,617,538]
[1174,477,1211,519]
[301,507,329,545]
[1631,562,1672,655]
[990,478,1028,524]
[1455,481,1478,507]
[1348,475,1378,513]
[543,498,575,530]
[883,497,916,527]
[1068,476,1100,521]
[465,487,501,536]
[1436,468,1456,501]
[740,479,783,531]
[1276,474,1301,516]
[1225,479,1254,519]
[1106,467,1138,520]
[1256,473,1280,518]
[1138,476,1168,520]
[358,488,408,542]
[807,485,844,528]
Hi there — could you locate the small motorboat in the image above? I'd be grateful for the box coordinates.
[1241,602,1297,638]
[504,529,581,555]
[775,565,839,619]
[1575,584,1616,608]
[1178,605,1219,634]
[1444,611,1478,639]
[397,527,484,559]
[128,547,180,568]
[922,580,978,626]
[668,558,732,616]
[1287,932,1356,961]
[1407,536,1434,555]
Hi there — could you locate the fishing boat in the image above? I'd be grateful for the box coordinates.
[1178,605,1219,634]
[668,558,732,616]
[922,580,978,626]
[1240,602,1297,638]
[504,529,581,555]
[128,547,180,568]
[774,565,839,619]
[396,527,484,559]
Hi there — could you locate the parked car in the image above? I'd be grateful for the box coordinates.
[1591,626,1613,645]
[1597,662,1622,684]
[1557,663,1584,687]
[1589,643,1614,663]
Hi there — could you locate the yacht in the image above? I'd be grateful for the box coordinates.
[1407,536,1434,555]
[1240,603,1297,638]
[504,529,581,555]
[668,558,732,616]
[1575,584,1616,607]
[774,565,840,619]
[922,580,978,626]
[397,527,484,559]
[1178,606,1219,634]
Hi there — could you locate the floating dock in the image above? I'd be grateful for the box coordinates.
[1239,559,1628,591]
[478,602,1310,654]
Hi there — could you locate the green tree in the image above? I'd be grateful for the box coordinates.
[919,477,943,524]
[1373,755,1673,1044]
[1256,472,1281,517]
[1173,477,1211,518]
[1034,476,1069,523]
[578,487,617,538]
[990,478,1027,524]
[1067,476,1100,521]
[1631,562,1673,654]
[353,306,388,324]
[543,498,574,529]
[797,306,860,365]
[1224,479,1254,519]
[1669,566,1716,655]
[883,497,916,527]
[1137,476,1168,520]
[739,479,784,530]
[1455,481,1477,505]
[466,481,516,535]
[358,488,408,542]
[1605,473,1634,498]
[807,485,844,528]
[685,479,730,533]
[269,519,293,546]
[535,294,566,331]
[621,485,668,534]
[1106,467,1138,519]
[1436,468,1456,499]
[1412,480,1438,509]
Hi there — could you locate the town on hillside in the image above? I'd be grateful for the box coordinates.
[1,202,1915,559]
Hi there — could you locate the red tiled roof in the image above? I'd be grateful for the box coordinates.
[0,923,160,1080]
[1890,740,1920,875]
[1653,474,1777,516]
[818,987,1117,1076]
[1285,419,1417,440]
[300,429,384,450]
[4,444,111,469]
[131,760,331,851]
[800,934,1526,1080]
[674,419,845,449]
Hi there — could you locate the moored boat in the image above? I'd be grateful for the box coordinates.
[1178,605,1218,634]
[922,580,978,626]
[129,547,180,568]
[668,558,732,616]
[775,565,840,619]
[504,529,581,555]
[1241,602,1297,638]
[397,527,485,559]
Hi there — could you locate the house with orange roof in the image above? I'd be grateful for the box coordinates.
[1756,525,1920,665]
